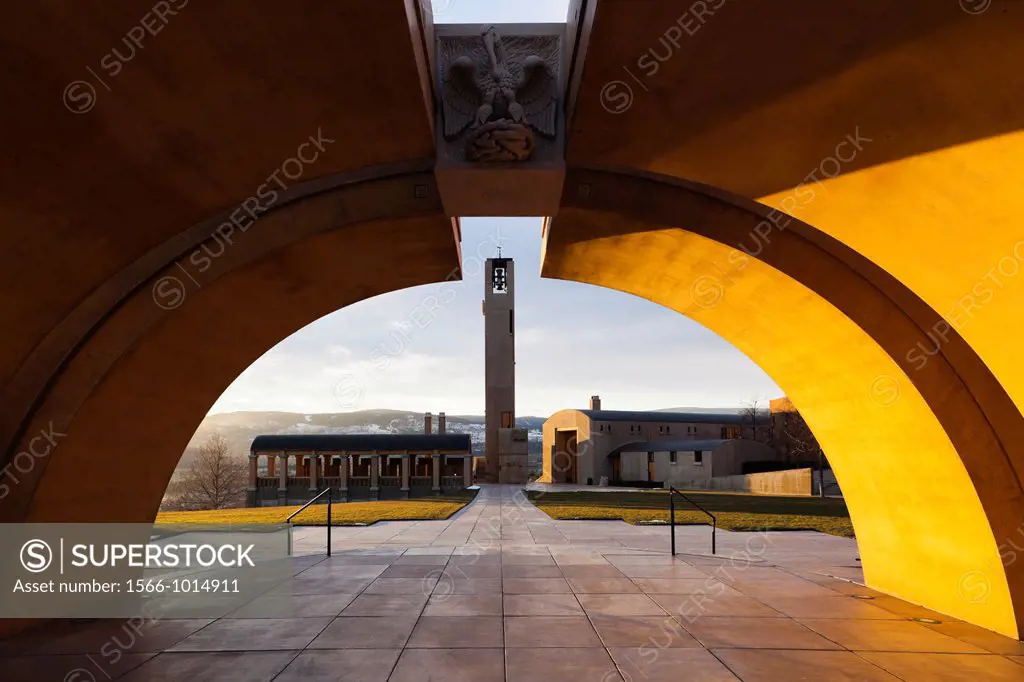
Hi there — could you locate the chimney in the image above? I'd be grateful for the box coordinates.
[424,412,432,434]
[590,395,601,410]
[438,412,446,433]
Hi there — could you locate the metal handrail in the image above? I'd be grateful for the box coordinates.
[286,487,333,557]
[668,487,716,556]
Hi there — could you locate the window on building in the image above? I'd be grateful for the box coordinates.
[659,426,663,433]
[694,451,703,464]
[666,426,670,434]
[501,411,513,428]
[669,451,677,464]
[491,262,508,294]
[599,424,604,432]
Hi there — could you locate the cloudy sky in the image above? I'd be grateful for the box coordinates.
[207,0,782,418]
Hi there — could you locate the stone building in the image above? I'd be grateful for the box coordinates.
[615,439,779,487]
[247,412,473,506]
[541,396,768,485]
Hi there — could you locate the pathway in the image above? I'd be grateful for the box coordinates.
[2,485,1022,681]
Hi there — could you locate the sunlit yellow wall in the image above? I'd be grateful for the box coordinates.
[543,218,1017,637]
[759,133,1024,421]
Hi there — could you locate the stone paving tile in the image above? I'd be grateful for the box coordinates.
[608,647,740,681]
[119,651,297,681]
[577,594,667,616]
[651,593,783,619]
[300,564,389,579]
[308,616,417,649]
[860,595,952,622]
[558,564,626,578]
[632,578,740,596]
[798,618,990,653]
[25,619,214,655]
[504,594,585,616]
[4,653,156,682]
[504,616,602,648]
[340,594,428,617]
[389,648,505,682]
[442,564,503,578]
[727,578,839,599]
[402,546,454,556]
[506,646,622,682]
[274,649,400,682]
[434,577,503,594]
[501,564,563,578]
[567,577,642,593]
[756,595,902,620]
[393,554,450,566]
[407,616,504,648]
[364,577,438,595]
[616,564,711,579]
[591,614,702,648]
[422,593,503,616]
[380,565,442,579]
[919,620,1024,655]
[168,618,331,652]
[228,593,357,619]
[683,616,842,650]
[501,554,557,566]
[857,651,1024,681]
[502,577,573,594]
[272,576,374,595]
[712,649,898,681]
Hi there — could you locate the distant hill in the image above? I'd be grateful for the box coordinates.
[179,410,545,474]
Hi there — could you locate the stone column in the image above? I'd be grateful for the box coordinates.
[309,451,318,495]
[463,456,473,486]
[431,452,441,492]
[246,453,258,507]
[369,451,379,500]
[400,452,410,498]
[277,453,288,505]
[339,453,349,500]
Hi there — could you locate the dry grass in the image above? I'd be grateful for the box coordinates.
[156,492,477,526]
[528,490,854,537]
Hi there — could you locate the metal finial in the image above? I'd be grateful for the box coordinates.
[497,246,502,258]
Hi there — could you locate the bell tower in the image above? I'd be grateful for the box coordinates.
[484,255,515,481]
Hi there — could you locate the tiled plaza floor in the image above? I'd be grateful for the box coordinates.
[2,485,1023,680]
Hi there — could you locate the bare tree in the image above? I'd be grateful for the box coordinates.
[740,398,767,441]
[171,434,248,511]
[770,405,831,497]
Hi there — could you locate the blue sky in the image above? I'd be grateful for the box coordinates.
[207,1,782,418]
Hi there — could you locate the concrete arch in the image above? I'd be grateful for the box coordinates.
[542,167,1024,638]
[4,160,1022,639]
[0,164,458,525]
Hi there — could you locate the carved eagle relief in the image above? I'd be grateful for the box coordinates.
[441,27,558,160]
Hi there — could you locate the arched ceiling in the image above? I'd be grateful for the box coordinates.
[566,0,1024,421]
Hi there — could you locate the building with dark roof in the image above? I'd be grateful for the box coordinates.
[541,395,774,485]
[247,414,474,506]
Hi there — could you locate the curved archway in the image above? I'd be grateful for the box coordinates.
[543,167,1024,638]
[0,165,457,525]
[5,164,1022,639]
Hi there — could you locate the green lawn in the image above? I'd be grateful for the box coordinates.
[527,490,854,537]
[156,491,477,526]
